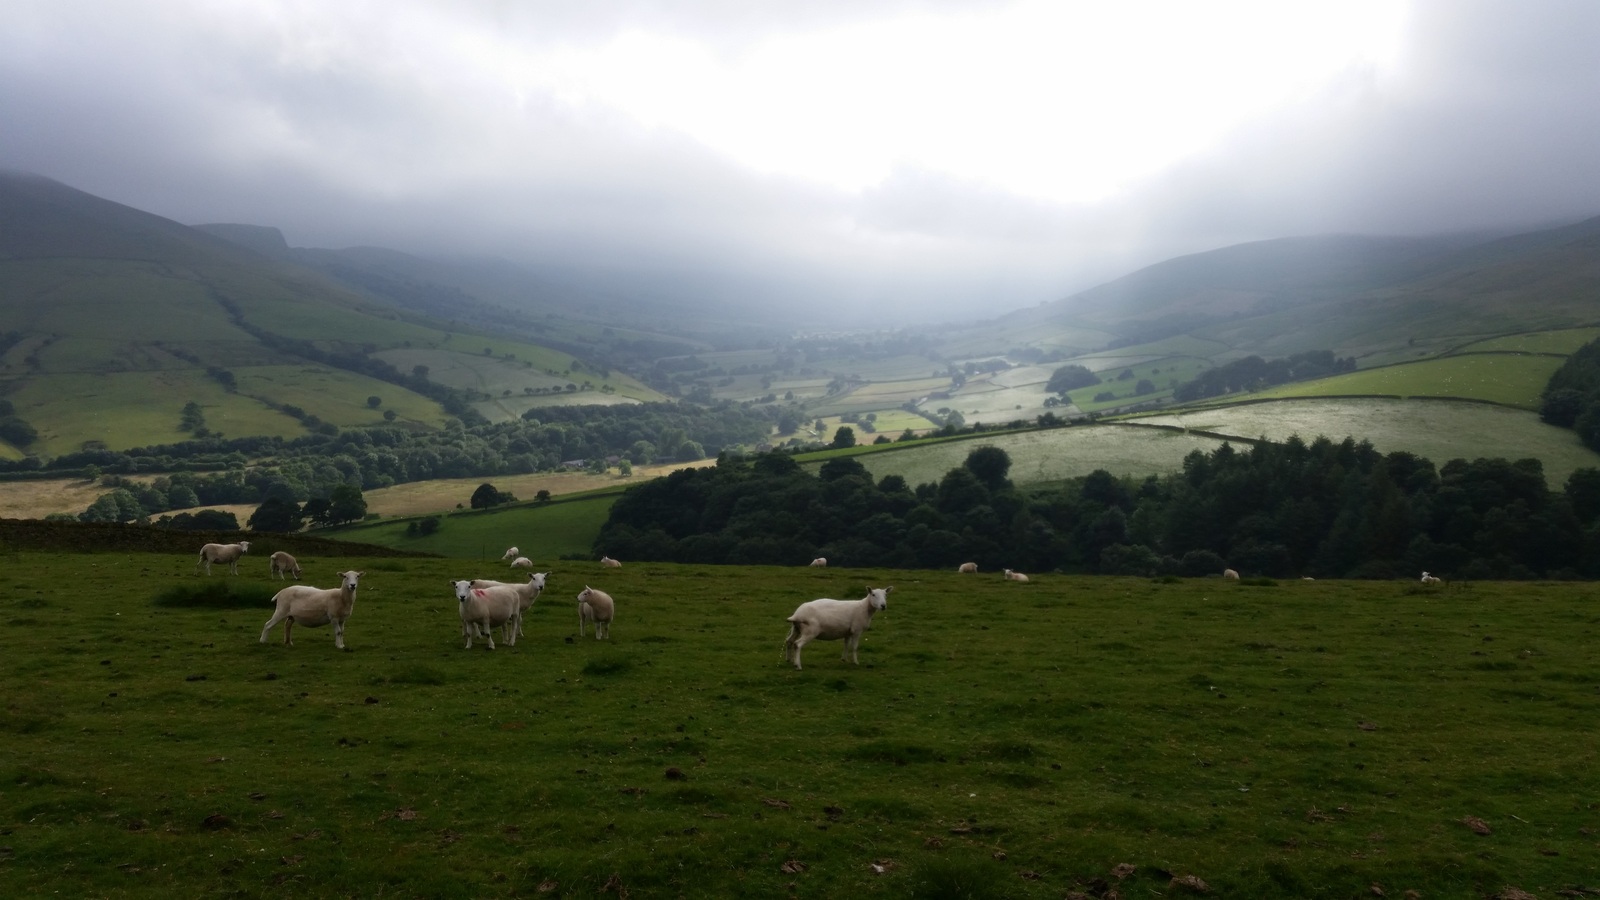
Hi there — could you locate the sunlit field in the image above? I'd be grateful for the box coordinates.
[2,554,1595,898]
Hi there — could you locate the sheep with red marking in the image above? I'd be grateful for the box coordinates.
[782,586,892,670]
[468,572,548,640]
[260,570,363,650]
[453,580,521,650]
[196,540,250,575]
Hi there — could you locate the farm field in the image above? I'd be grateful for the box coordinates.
[1247,353,1562,410]
[1455,327,1600,355]
[1128,399,1600,486]
[2,555,1595,898]
[329,493,618,560]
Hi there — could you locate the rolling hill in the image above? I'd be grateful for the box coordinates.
[0,172,665,456]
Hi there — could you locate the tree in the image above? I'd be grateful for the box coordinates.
[248,496,304,533]
[0,417,37,447]
[1046,365,1098,394]
[964,446,1013,491]
[535,489,552,504]
[830,426,857,449]
[367,395,382,408]
[327,484,367,524]
[470,482,513,509]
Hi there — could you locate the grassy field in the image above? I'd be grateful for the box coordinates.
[2,554,1595,898]
[1247,354,1563,410]
[1129,398,1600,487]
[1454,327,1600,355]
[327,494,620,560]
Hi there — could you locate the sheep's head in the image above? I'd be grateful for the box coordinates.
[451,580,473,602]
[339,570,364,591]
[529,572,549,591]
[866,586,891,611]
[239,540,251,552]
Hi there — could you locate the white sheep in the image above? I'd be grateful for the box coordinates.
[260,570,363,650]
[782,586,892,670]
[1003,568,1029,583]
[809,557,827,568]
[501,546,520,561]
[509,556,534,569]
[469,572,548,640]
[577,585,615,640]
[268,550,301,580]
[958,562,978,573]
[1420,571,1442,585]
[600,556,622,568]
[196,540,250,576]
[453,580,522,650]
[1223,568,1240,580]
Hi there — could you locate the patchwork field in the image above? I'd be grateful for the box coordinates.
[2,555,1594,897]
[1248,354,1563,410]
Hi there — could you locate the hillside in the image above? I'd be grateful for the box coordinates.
[0,173,664,456]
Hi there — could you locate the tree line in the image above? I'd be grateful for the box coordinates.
[595,440,1600,580]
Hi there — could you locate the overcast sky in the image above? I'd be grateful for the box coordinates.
[5,1,1600,324]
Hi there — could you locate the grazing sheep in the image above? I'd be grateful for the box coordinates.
[1420,571,1442,585]
[600,556,622,568]
[196,540,250,576]
[577,585,615,640]
[809,557,827,568]
[1003,568,1029,583]
[501,546,520,560]
[782,586,892,670]
[1301,576,1316,581]
[260,570,363,650]
[509,556,534,569]
[268,550,302,581]
[469,572,548,640]
[1223,568,1240,580]
[958,562,978,573]
[453,580,522,650]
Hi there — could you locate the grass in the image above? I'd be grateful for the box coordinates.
[326,494,621,560]
[1248,353,1564,409]
[1454,327,1600,355]
[1,554,1596,897]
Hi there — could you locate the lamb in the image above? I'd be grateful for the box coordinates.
[1223,568,1240,580]
[782,586,892,670]
[468,572,548,640]
[1003,568,1029,583]
[1420,571,1442,585]
[809,557,827,568]
[453,579,522,650]
[260,570,363,650]
[577,585,615,640]
[600,556,622,568]
[268,550,302,580]
[958,562,978,573]
[501,546,520,561]
[196,540,250,576]
[509,556,534,569]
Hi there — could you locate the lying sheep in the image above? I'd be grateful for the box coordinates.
[1003,568,1029,583]
[809,557,827,568]
[260,570,363,650]
[196,540,250,576]
[600,556,622,568]
[501,546,520,561]
[782,586,892,670]
[1223,568,1240,580]
[469,572,548,640]
[1420,571,1442,585]
[958,562,978,573]
[453,580,521,650]
[577,585,615,640]
[269,550,302,581]
[509,556,534,569]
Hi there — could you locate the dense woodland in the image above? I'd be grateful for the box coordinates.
[1541,335,1600,450]
[595,440,1600,580]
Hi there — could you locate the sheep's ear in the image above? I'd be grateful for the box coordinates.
[884,586,893,594]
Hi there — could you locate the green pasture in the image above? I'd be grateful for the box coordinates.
[1453,327,1600,355]
[1129,398,1600,487]
[0,260,246,343]
[1248,353,1563,409]
[326,494,620,560]
[234,365,449,430]
[808,378,951,418]
[3,554,1595,897]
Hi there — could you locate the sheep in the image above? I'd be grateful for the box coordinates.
[268,550,302,581]
[260,570,363,650]
[782,586,892,670]
[1223,568,1240,580]
[453,580,522,650]
[577,585,615,640]
[509,556,534,569]
[469,572,548,640]
[600,556,622,568]
[958,562,978,573]
[1420,571,1442,585]
[1003,568,1029,583]
[196,540,250,576]
[501,546,520,561]
[809,557,827,568]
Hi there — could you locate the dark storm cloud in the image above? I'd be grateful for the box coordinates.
[3,1,1599,324]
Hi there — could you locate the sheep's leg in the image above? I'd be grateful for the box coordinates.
[260,609,285,643]
[284,617,295,647]
[333,619,345,650]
